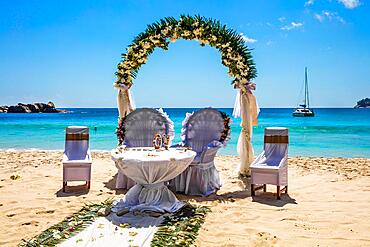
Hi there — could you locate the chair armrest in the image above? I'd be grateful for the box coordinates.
[62,153,69,162]
[250,151,266,167]
[200,146,221,163]
[200,141,223,163]
[278,156,288,168]
[62,151,92,163]
[87,150,92,162]
[207,140,223,149]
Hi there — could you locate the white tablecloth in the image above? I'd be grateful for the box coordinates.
[111,148,196,213]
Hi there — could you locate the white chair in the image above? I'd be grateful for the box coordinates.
[62,126,92,192]
[170,108,231,196]
[250,127,288,199]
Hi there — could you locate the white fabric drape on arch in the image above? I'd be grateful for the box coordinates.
[116,85,136,189]
[233,88,259,175]
[116,84,135,118]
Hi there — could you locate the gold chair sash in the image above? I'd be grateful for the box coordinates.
[264,135,289,144]
[66,133,89,141]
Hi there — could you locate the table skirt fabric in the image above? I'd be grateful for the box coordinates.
[111,149,195,213]
[170,161,221,196]
[116,171,136,190]
[112,183,185,213]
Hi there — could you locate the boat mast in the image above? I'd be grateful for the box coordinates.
[305,67,309,108]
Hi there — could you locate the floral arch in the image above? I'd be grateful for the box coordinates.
[114,15,259,174]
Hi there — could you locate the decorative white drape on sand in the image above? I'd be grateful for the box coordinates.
[233,86,259,175]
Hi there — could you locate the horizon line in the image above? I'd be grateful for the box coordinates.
[55,106,359,109]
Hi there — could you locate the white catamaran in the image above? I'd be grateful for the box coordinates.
[293,67,315,117]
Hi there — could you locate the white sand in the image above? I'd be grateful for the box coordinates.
[0,151,369,246]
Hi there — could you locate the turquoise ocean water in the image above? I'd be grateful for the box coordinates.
[0,108,369,158]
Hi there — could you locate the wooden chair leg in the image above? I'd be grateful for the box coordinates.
[251,184,255,196]
[63,181,67,192]
[263,184,267,192]
[285,185,288,194]
[277,186,281,200]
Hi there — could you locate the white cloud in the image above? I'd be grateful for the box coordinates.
[338,0,361,9]
[292,22,304,28]
[314,13,324,22]
[240,33,257,43]
[305,0,315,7]
[281,22,304,31]
[278,17,286,22]
[314,11,345,23]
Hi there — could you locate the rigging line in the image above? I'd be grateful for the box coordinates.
[296,77,305,106]
[306,67,310,108]
[304,67,307,107]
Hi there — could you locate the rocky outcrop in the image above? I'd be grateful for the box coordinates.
[0,106,8,113]
[7,105,30,113]
[0,102,66,113]
[354,98,370,108]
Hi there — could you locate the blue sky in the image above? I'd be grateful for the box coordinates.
[0,0,369,108]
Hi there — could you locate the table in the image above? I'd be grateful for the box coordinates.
[111,147,196,213]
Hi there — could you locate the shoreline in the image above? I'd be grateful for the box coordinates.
[0,150,369,246]
[0,148,368,159]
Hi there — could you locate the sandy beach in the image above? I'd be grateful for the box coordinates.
[0,151,369,246]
